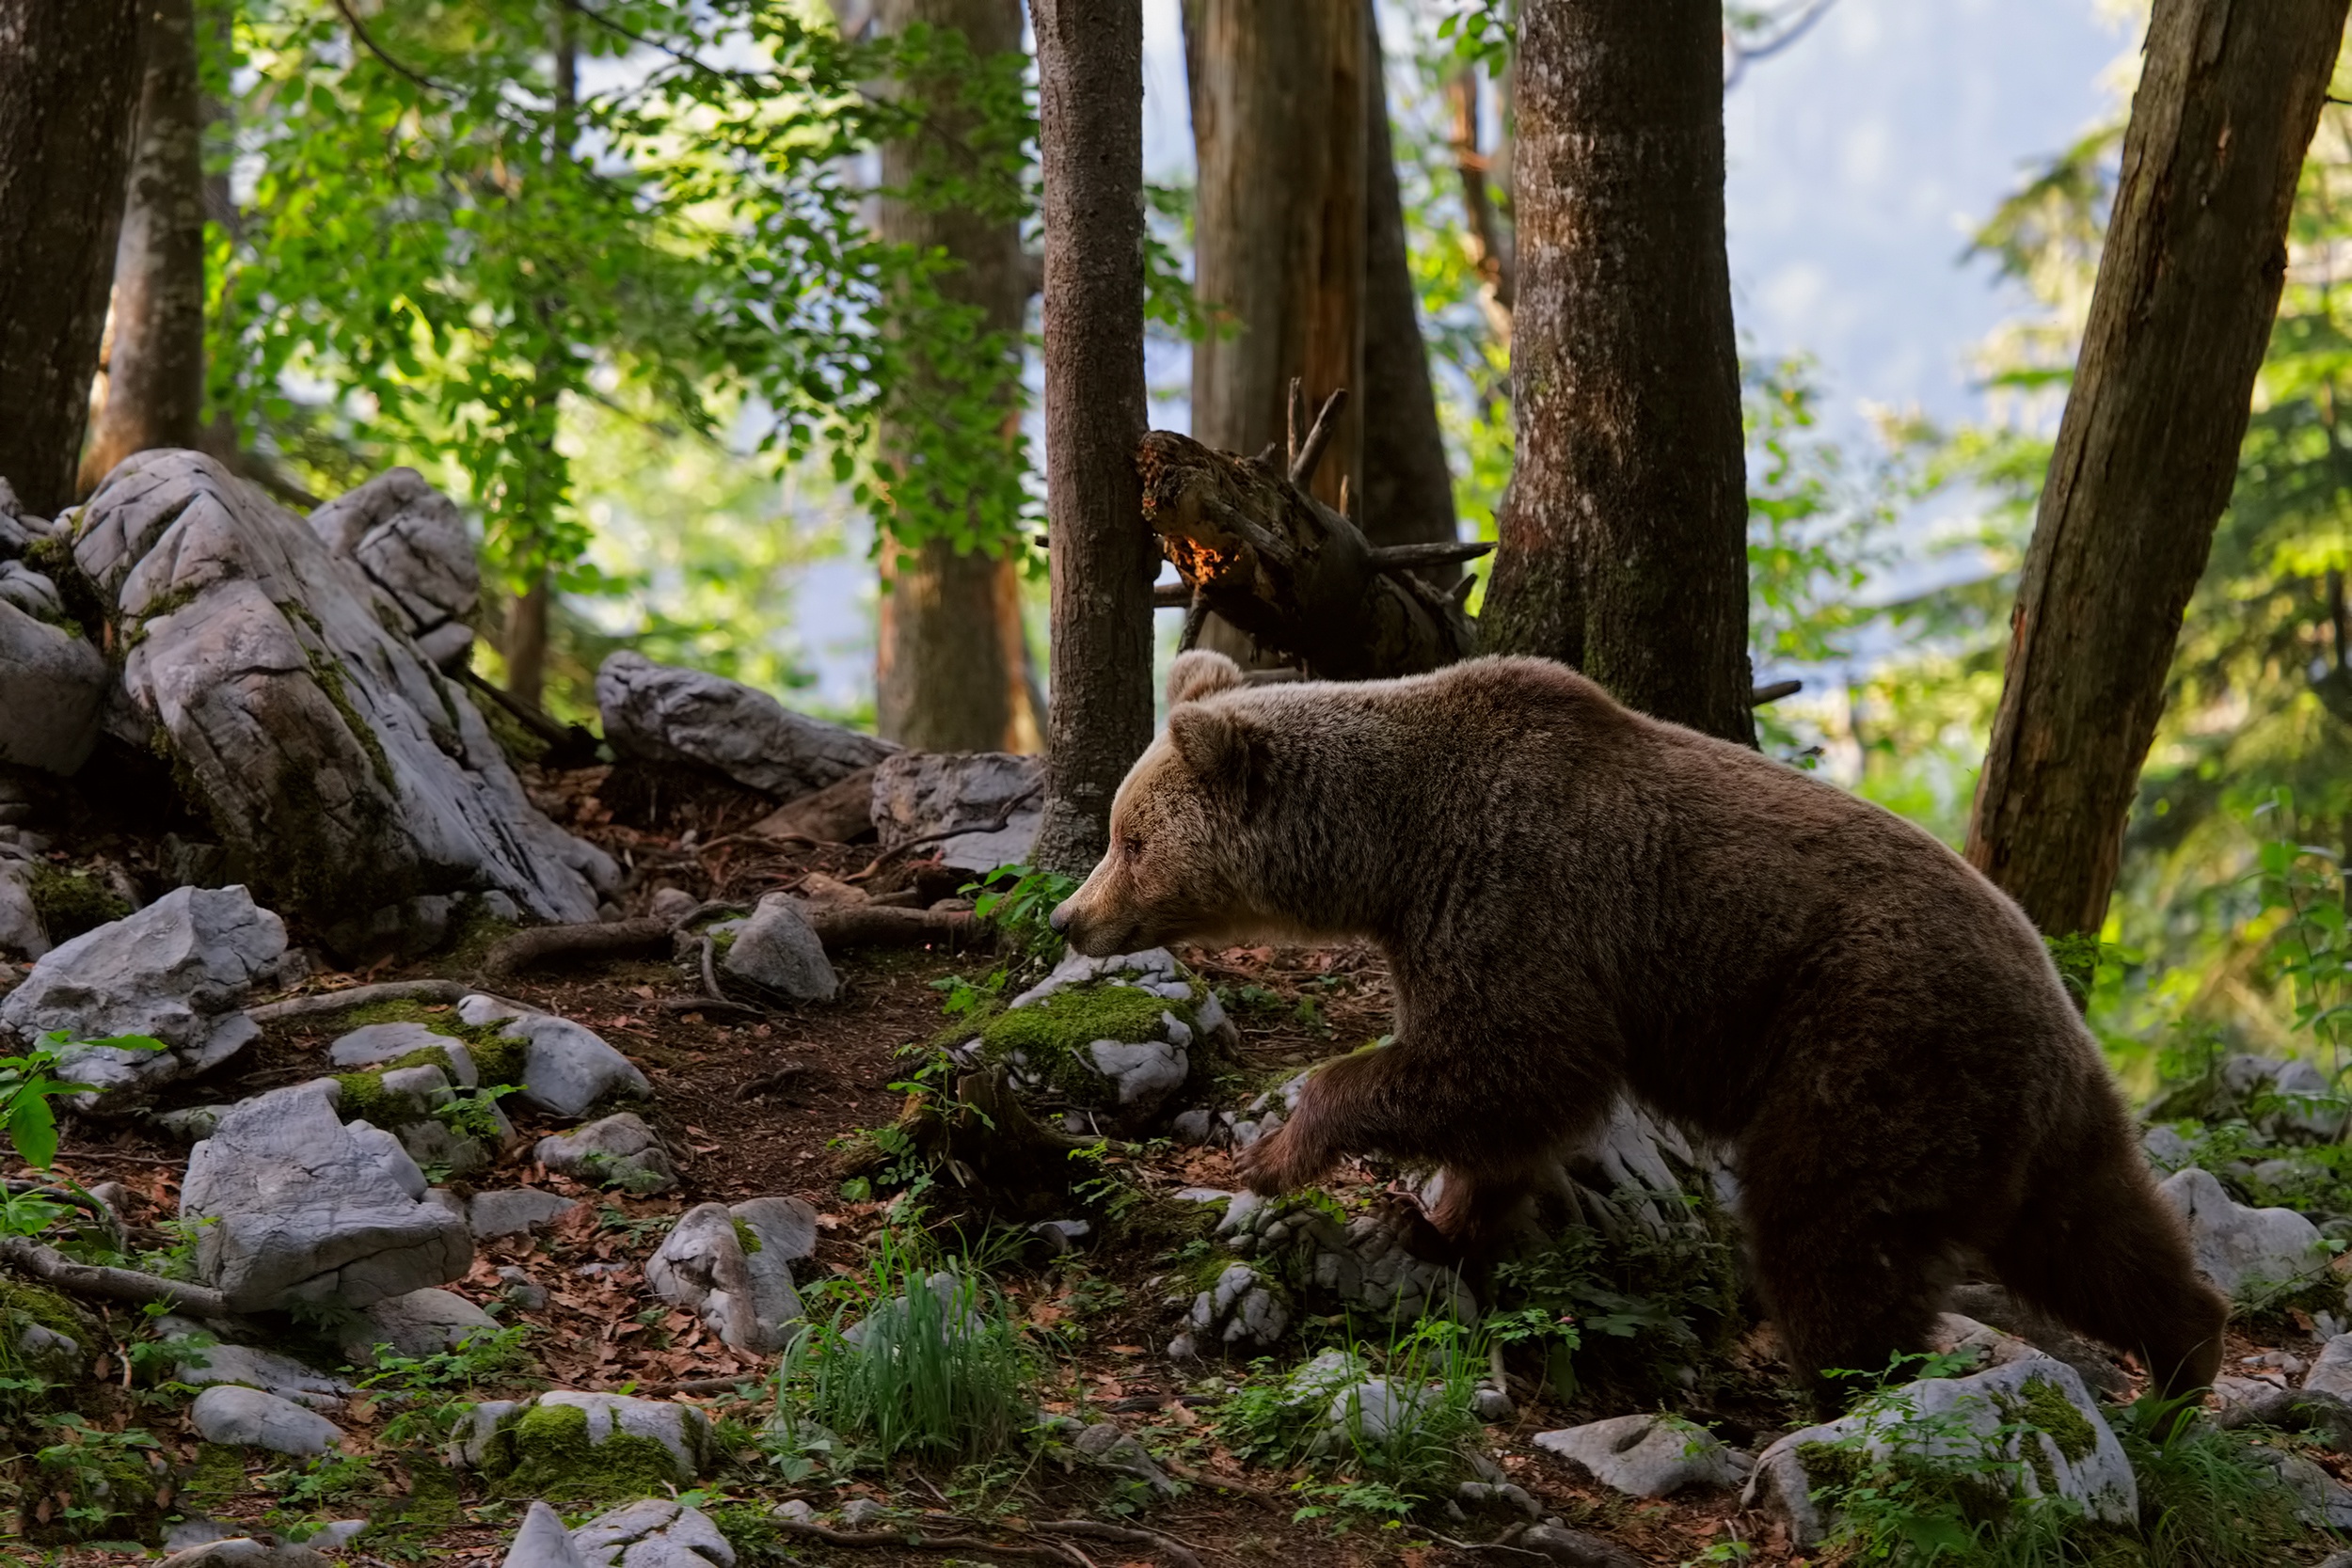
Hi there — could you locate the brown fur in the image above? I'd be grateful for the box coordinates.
[1052,651,2226,1406]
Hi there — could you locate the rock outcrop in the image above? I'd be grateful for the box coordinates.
[596,650,895,799]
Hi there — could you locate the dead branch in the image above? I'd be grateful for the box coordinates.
[1288,386,1347,490]
[458,666,597,763]
[480,917,673,978]
[1,1235,230,1318]
[1751,679,1803,705]
[1363,540,1495,573]
[808,904,993,952]
[1139,427,1477,679]
[246,978,472,1022]
[1036,1521,1203,1568]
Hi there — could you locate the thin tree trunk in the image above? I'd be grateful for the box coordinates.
[80,0,205,494]
[1359,4,1458,577]
[869,0,1040,754]
[502,574,552,710]
[0,0,146,516]
[1184,0,1366,664]
[1479,0,1755,748]
[503,8,575,712]
[1031,0,1152,876]
[1965,0,2350,938]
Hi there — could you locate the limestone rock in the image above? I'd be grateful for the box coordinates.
[1744,1354,2136,1548]
[162,1323,351,1411]
[870,750,1041,874]
[570,1497,738,1567]
[644,1197,818,1353]
[1534,1414,1746,1498]
[1185,1261,1291,1349]
[2149,1054,2348,1142]
[535,1113,675,1194]
[74,451,613,946]
[329,1021,477,1085]
[1,884,286,1102]
[501,1501,590,1568]
[0,595,104,775]
[340,1287,501,1366]
[307,467,480,672]
[0,848,46,959]
[182,1081,472,1311]
[470,1188,580,1240]
[472,1007,650,1117]
[717,892,838,1003]
[2310,1334,2352,1400]
[191,1385,344,1457]
[2157,1166,2327,1300]
[596,650,895,799]
[469,1391,714,1487]
[1073,1420,1175,1497]
[159,1541,335,1568]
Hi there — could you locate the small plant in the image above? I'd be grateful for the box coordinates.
[432,1084,517,1144]
[25,1413,166,1542]
[3,1031,164,1174]
[774,1231,1032,1463]
[2113,1393,2306,1568]
[967,863,1080,964]
[359,1323,533,1446]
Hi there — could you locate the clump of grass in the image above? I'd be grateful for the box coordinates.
[776,1231,1032,1464]
[2115,1394,2306,1568]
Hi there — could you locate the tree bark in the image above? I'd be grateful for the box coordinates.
[80,0,205,494]
[1478,0,1756,748]
[0,0,146,516]
[1030,0,1152,876]
[870,0,1041,755]
[1358,4,1460,578]
[1965,0,2350,939]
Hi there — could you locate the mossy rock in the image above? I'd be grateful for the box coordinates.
[2002,1373,2099,1465]
[27,867,130,943]
[324,1000,529,1089]
[969,985,1194,1106]
[332,1069,436,1127]
[479,1397,709,1504]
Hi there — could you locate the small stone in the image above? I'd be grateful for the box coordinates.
[329,1022,477,1085]
[1471,1387,1516,1422]
[774,1499,816,1525]
[1073,1420,1175,1496]
[499,1499,590,1568]
[1534,1413,1745,1497]
[191,1385,344,1457]
[719,892,839,1002]
[159,1542,335,1568]
[535,1112,676,1193]
[645,1197,815,1353]
[497,1265,550,1311]
[838,1497,888,1528]
[171,1336,351,1411]
[339,1287,501,1366]
[1517,1525,1645,1568]
[1170,1108,1217,1145]
[469,1187,579,1239]
[2309,1334,2352,1400]
[493,1013,651,1117]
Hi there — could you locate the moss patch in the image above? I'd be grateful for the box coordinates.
[317,1001,528,1090]
[179,1442,252,1511]
[480,1401,691,1504]
[733,1217,762,1256]
[972,985,1192,1104]
[0,1280,100,1352]
[27,867,130,942]
[2007,1374,2098,1465]
[332,1069,434,1127]
[25,1435,167,1545]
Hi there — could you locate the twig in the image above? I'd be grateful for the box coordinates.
[1160,1459,1284,1510]
[1428,1532,1551,1560]
[330,0,449,93]
[1179,587,1212,652]
[459,667,596,757]
[1036,1520,1203,1568]
[0,1235,229,1317]
[1287,388,1348,489]
[246,978,475,1023]
[481,917,673,978]
[658,996,766,1019]
[1750,678,1803,706]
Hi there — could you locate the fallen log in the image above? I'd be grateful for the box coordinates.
[1138,425,1478,679]
[481,917,674,978]
[1,1235,230,1318]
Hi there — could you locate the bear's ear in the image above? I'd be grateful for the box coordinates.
[1168,704,1260,794]
[1167,649,1245,708]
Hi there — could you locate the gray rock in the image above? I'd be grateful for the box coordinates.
[166,1329,351,1411]
[1515,1526,1645,1568]
[1533,1414,1746,1497]
[158,1542,335,1568]
[718,893,838,1002]
[340,1287,501,1366]
[2256,1448,2352,1529]
[870,750,1041,874]
[1029,1218,1091,1254]
[528,1391,712,1481]
[0,851,44,958]
[2308,1334,2352,1400]
[191,1385,344,1457]
[1743,1354,2136,1548]
[2151,1054,2349,1142]
[1010,945,1182,1009]
[307,1520,369,1549]
[1073,1420,1175,1497]
[153,1103,228,1143]
[14,1321,81,1379]
[2157,1166,2327,1300]
[644,1197,816,1354]
[1086,1037,1189,1110]
[74,451,614,948]
[0,594,104,775]
[308,467,480,673]
[1,884,285,1101]
[1324,1378,1432,1447]
[0,559,62,618]
[1185,1261,1291,1349]
[470,1187,580,1240]
[329,1022,477,1085]
[1941,1286,2131,1396]
[535,1112,676,1193]
[497,1265,549,1310]
[501,1500,591,1568]
[1470,1387,1516,1422]
[836,1497,888,1528]
[482,1011,650,1117]
[596,650,895,799]
[570,1497,738,1567]
[182,1081,472,1311]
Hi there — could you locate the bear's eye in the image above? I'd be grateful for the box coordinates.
[1123,833,1146,859]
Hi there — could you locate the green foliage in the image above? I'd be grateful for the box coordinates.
[359,1323,533,1448]
[480,1398,688,1503]
[433,1084,518,1144]
[2113,1397,2307,1568]
[969,864,1083,967]
[25,1414,167,1545]
[1489,1202,1742,1401]
[967,985,1188,1104]
[774,1233,1032,1464]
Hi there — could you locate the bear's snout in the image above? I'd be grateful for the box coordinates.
[1048,899,1073,935]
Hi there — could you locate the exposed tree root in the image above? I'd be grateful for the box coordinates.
[0,1235,229,1318]
[247,978,473,1022]
[481,917,674,978]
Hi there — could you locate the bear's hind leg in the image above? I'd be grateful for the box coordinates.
[1987,1145,2226,1402]
[1746,1196,1958,1412]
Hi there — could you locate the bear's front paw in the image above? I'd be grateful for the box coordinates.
[1232,1126,1309,1196]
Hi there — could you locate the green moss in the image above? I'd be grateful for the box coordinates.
[440,899,519,970]
[372,1454,462,1539]
[2009,1373,2098,1464]
[27,867,130,942]
[480,1401,691,1504]
[972,986,1193,1104]
[0,1280,99,1351]
[315,1001,528,1090]
[732,1217,762,1256]
[180,1442,252,1509]
[27,1436,167,1545]
[332,1069,433,1127]
[22,534,110,641]
[309,648,399,796]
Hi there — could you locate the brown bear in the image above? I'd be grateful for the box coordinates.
[1051,649,2226,1406]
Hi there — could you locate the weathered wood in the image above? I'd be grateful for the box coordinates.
[1031,0,1153,875]
[1,1234,229,1318]
[1478,0,1756,747]
[1965,0,2350,937]
[1138,430,1475,679]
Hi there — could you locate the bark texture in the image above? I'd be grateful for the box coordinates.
[0,0,147,516]
[1965,0,2351,938]
[1478,0,1755,747]
[81,0,205,494]
[1030,0,1153,876]
[1359,3,1460,574]
[871,0,1041,753]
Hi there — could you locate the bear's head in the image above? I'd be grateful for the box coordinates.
[1052,650,1296,957]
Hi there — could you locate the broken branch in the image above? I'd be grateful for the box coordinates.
[1288,387,1348,490]
[1,1235,230,1318]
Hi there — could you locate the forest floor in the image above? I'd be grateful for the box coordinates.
[10,761,2349,1567]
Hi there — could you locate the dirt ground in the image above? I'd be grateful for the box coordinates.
[9,760,2348,1566]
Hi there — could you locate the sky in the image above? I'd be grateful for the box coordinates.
[782,0,2135,714]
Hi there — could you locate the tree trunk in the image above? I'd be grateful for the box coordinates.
[1478,0,1756,748]
[1358,3,1459,577]
[1183,0,1367,663]
[0,0,146,516]
[80,0,204,495]
[1031,0,1152,876]
[502,574,552,711]
[869,0,1040,754]
[1965,0,2350,939]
